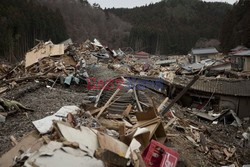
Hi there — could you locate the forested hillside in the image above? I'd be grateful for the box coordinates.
[0,0,68,62]
[107,0,232,55]
[40,0,131,49]
[220,0,250,52]
[0,0,239,62]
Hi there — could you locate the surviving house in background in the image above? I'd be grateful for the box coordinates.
[229,45,248,55]
[191,47,219,63]
[231,50,250,72]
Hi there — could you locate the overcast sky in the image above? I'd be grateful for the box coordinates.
[88,0,237,8]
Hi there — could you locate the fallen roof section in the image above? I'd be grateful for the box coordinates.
[171,76,250,97]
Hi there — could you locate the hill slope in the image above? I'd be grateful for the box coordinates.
[220,0,250,52]
[40,0,131,48]
[108,0,232,55]
[0,0,68,61]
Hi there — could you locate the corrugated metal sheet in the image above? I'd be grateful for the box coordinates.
[173,76,250,97]
[191,48,218,55]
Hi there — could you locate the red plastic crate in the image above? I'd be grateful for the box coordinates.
[142,140,179,167]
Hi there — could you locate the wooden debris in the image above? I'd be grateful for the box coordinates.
[97,132,128,157]
[67,113,76,127]
[166,134,180,137]
[95,148,128,167]
[99,118,125,131]
[164,117,177,130]
[186,136,199,147]
[223,147,236,161]
[42,135,51,144]
[10,135,18,146]
[0,87,8,95]
[133,86,143,112]
[133,107,167,143]
[96,88,121,119]
[123,104,133,117]
[157,97,169,112]
[131,150,146,167]
[63,141,79,149]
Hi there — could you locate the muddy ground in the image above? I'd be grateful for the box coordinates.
[0,65,119,156]
[0,82,87,156]
[169,104,250,166]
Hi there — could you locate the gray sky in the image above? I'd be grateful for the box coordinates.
[88,0,237,8]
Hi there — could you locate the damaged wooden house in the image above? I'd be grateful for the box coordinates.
[231,49,250,72]
[165,76,250,119]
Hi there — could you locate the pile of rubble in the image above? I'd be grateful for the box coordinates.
[0,77,181,166]
[0,38,123,94]
[1,38,250,166]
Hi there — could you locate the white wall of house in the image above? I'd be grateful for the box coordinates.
[243,57,250,71]
[194,54,221,63]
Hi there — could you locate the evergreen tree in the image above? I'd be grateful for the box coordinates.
[0,0,68,62]
[108,0,231,55]
[220,0,250,52]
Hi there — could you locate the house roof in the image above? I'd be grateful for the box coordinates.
[233,50,250,56]
[231,45,248,52]
[170,76,250,97]
[135,51,149,56]
[191,47,218,55]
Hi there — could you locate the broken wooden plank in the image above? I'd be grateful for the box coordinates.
[161,75,200,116]
[96,88,121,119]
[133,86,143,112]
[123,104,132,117]
[157,97,169,112]
[164,117,177,130]
[0,87,8,95]
[10,135,18,146]
[99,118,125,131]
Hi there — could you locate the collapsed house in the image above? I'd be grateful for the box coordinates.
[165,76,250,119]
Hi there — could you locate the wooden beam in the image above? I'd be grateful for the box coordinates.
[96,88,121,119]
[157,97,169,112]
[160,75,200,116]
[133,86,143,112]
